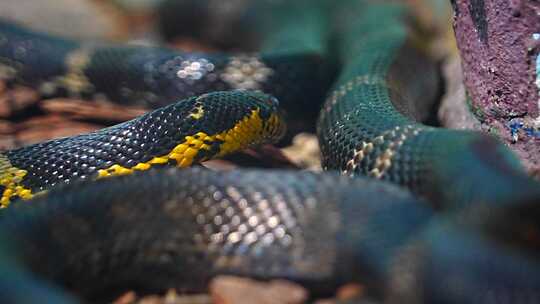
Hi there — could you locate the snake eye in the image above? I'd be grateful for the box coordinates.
[267,96,280,108]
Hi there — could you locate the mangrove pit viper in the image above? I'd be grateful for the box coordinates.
[0,0,539,303]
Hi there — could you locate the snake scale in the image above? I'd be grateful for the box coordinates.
[0,0,539,303]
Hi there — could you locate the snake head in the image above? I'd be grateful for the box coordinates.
[174,90,286,161]
[178,90,286,142]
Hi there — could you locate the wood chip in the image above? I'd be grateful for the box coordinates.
[210,276,308,304]
[113,291,137,304]
[336,283,364,300]
[113,290,211,304]
[0,84,39,118]
[313,283,366,304]
[41,98,148,122]
[0,115,102,149]
[281,133,321,171]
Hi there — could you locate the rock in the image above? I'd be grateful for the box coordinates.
[451,0,540,137]
[451,0,540,177]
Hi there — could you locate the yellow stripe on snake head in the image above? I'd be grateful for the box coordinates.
[216,109,264,156]
[97,108,280,179]
[0,153,33,208]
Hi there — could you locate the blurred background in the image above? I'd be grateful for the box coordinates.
[0,0,455,169]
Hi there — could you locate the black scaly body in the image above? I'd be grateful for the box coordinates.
[1,168,539,303]
[0,168,432,303]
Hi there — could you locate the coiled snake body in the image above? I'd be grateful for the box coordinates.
[0,0,539,303]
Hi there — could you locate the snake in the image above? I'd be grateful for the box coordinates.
[0,0,539,303]
[0,89,285,206]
